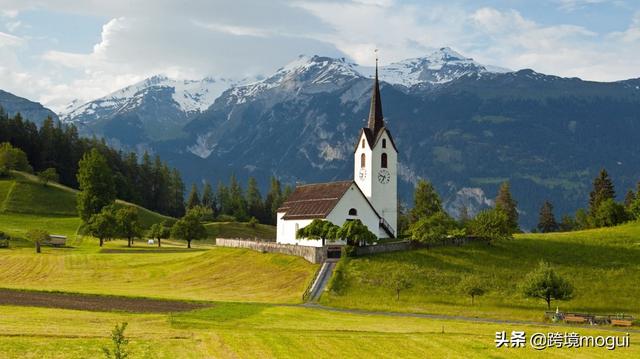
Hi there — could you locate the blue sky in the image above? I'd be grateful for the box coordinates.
[1,0,639,110]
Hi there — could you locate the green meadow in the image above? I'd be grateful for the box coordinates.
[0,172,638,357]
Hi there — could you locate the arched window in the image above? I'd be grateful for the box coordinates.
[381,153,387,168]
[361,139,365,148]
[382,139,387,148]
[360,153,366,168]
[348,208,357,216]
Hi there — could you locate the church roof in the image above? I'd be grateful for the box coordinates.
[278,181,353,220]
[367,60,385,138]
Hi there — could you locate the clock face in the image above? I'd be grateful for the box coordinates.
[358,168,367,180]
[377,169,390,184]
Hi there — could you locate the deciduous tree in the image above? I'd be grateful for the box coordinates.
[171,213,207,248]
[521,261,573,310]
[77,149,116,222]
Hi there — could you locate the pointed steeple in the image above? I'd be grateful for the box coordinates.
[367,52,384,137]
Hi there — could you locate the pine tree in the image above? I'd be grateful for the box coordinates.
[264,176,282,225]
[76,149,116,222]
[186,184,201,210]
[246,177,264,222]
[537,200,558,233]
[624,189,636,209]
[589,168,615,215]
[201,181,215,211]
[495,181,519,232]
[229,174,248,221]
[216,181,230,216]
[409,179,442,222]
[169,168,185,217]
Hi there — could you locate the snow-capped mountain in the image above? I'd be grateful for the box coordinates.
[59,75,255,146]
[359,47,510,87]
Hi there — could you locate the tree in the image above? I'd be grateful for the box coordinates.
[171,213,207,248]
[148,222,171,248]
[409,179,442,222]
[77,149,116,222]
[495,181,519,232]
[186,184,201,210]
[559,214,576,232]
[521,261,573,309]
[537,200,558,233]
[102,322,129,359]
[589,168,615,216]
[86,206,117,247]
[574,208,591,230]
[592,198,627,227]
[37,167,59,187]
[246,177,264,222]
[467,208,512,242]
[26,229,49,253]
[0,142,32,172]
[407,211,458,247]
[228,174,248,221]
[296,219,341,246]
[459,277,486,305]
[187,205,215,222]
[338,219,377,247]
[624,189,636,209]
[386,269,413,300]
[201,181,215,211]
[115,207,143,247]
[264,176,282,224]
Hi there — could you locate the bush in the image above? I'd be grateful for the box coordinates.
[248,216,259,228]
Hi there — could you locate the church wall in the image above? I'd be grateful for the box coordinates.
[326,183,387,239]
[353,133,373,198]
[369,130,398,234]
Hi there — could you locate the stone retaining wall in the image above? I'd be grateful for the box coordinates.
[215,238,326,264]
[355,241,411,256]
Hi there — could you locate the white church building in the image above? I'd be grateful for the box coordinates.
[276,63,398,250]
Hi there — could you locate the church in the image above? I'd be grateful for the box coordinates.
[276,62,398,249]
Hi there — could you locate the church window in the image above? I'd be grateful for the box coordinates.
[382,139,386,148]
[381,153,387,168]
[348,208,357,216]
[361,153,366,168]
[362,139,365,148]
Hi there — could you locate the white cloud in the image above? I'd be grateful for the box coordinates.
[0,0,640,111]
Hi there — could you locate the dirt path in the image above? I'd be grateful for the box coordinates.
[0,288,210,313]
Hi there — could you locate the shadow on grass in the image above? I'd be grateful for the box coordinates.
[169,302,270,329]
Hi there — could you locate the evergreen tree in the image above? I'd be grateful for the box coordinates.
[201,181,215,212]
[215,181,230,216]
[559,214,576,232]
[76,149,116,222]
[624,189,636,209]
[229,174,248,221]
[589,168,615,216]
[246,177,264,222]
[495,181,519,232]
[409,179,442,222]
[264,176,282,225]
[169,168,185,217]
[537,200,558,233]
[186,184,201,210]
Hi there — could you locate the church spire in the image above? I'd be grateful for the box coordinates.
[367,50,384,137]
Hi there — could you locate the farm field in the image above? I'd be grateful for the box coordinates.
[322,221,640,322]
[0,302,637,358]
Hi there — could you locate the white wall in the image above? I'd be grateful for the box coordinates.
[326,182,386,239]
[353,132,373,198]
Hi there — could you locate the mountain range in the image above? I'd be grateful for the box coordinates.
[2,47,640,229]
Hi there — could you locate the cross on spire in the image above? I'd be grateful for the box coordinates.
[367,48,384,137]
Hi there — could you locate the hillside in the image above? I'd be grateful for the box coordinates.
[0,171,170,229]
[322,221,640,321]
[0,90,59,127]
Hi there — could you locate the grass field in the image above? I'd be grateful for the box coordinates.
[205,221,276,240]
[1,303,637,358]
[322,221,640,322]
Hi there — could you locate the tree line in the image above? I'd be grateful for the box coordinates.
[0,110,185,217]
[536,168,640,233]
[184,176,292,225]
